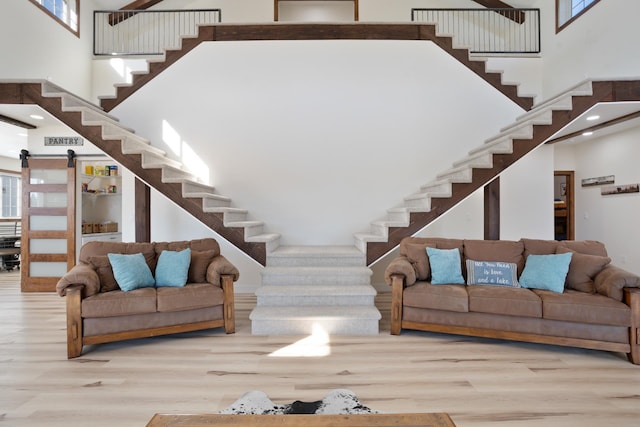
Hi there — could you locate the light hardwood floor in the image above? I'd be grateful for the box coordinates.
[2,270,640,427]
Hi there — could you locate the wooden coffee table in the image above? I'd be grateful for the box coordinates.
[146,413,456,426]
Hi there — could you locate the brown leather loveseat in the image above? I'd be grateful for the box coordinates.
[385,237,640,364]
[56,238,239,358]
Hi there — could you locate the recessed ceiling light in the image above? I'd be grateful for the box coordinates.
[586,115,600,121]
[582,131,594,136]
[30,114,44,120]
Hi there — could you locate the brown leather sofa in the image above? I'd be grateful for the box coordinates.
[56,238,239,358]
[385,237,640,364]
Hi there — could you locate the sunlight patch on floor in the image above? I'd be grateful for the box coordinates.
[268,323,331,357]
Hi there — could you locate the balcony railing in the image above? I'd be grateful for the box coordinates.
[412,8,540,54]
[94,9,222,56]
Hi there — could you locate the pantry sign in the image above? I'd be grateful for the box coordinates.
[44,136,84,146]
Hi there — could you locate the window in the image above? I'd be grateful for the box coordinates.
[1,174,21,218]
[29,0,79,35]
[556,0,600,32]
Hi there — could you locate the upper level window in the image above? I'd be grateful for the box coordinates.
[557,0,600,32]
[29,0,79,36]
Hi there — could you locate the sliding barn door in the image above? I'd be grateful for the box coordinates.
[21,158,76,292]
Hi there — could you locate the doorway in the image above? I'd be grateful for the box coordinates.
[21,156,76,292]
[554,170,575,241]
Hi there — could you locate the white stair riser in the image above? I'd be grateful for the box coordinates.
[403,196,431,210]
[420,181,451,194]
[161,167,197,183]
[261,274,371,286]
[257,294,375,307]
[80,110,120,127]
[353,237,367,253]
[251,318,379,335]
[485,124,533,144]
[268,256,364,267]
[142,152,182,169]
[182,181,215,195]
[436,168,473,182]
[374,219,409,228]
[469,138,513,156]
[221,210,248,223]
[386,209,410,223]
[121,138,165,156]
[499,109,554,133]
[101,123,131,140]
[370,223,388,237]
[452,154,493,169]
[238,223,264,238]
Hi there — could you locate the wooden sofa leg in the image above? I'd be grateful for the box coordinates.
[390,275,404,336]
[65,286,83,359]
[625,289,640,364]
[221,275,235,334]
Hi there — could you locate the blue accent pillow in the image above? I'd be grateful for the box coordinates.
[107,253,155,292]
[466,260,520,287]
[519,252,573,293]
[155,248,191,287]
[427,247,465,285]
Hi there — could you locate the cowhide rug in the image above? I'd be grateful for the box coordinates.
[218,389,378,415]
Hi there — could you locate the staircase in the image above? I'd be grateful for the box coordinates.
[4,80,278,265]
[251,246,380,335]
[359,79,640,264]
[99,23,535,112]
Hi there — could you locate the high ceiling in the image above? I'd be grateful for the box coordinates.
[0,105,63,161]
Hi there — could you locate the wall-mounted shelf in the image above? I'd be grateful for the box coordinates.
[81,173,122,181]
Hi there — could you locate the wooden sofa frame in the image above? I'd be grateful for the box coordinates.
[64,275,236,359]
[390,274,640,365]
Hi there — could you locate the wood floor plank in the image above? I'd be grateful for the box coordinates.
[1,271,640,426]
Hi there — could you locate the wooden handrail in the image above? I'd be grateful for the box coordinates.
[471,0,525,23]
[108,0,165,26]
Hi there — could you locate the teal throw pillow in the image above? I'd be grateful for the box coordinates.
[466,260,520,287]
[427,247,465,285]
[155,248,191,287]
[107,252,155,292]
[519,252,573,293]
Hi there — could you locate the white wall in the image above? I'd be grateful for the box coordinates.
[554,124,640,275]
[151,0,273,23]
[0,157,20,173]
[0,0,97,101]
[500,144,554,240]
[537,0,640,99]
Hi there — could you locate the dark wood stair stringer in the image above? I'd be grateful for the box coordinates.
[100,23,534,112]
[365,80,640,265]
[3,80,639,268]
[1,82,267,265]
